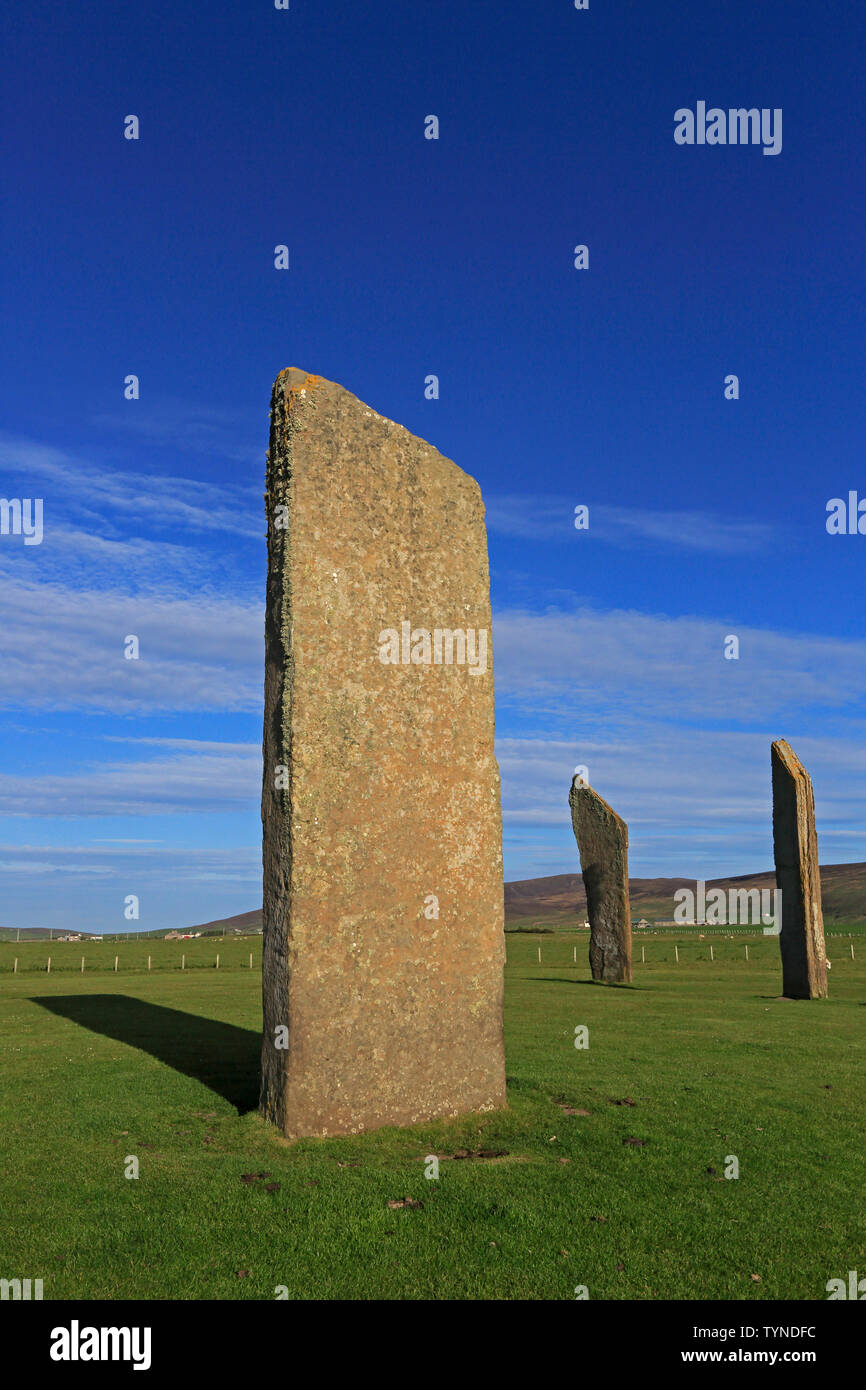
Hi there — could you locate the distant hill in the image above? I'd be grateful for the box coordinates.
[0,910,261,943]
[503,863,866,926]
[3,863,866,941]
[0,927,101,942]
[182,909,262,936]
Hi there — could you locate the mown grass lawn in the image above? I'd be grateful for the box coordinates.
[1,933,864,1300]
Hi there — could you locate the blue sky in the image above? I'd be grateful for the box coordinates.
[1,0,864,931]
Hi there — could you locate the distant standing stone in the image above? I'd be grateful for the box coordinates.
[771,739,828,1000]
[569,780,633,983]
[260,368,506,1138]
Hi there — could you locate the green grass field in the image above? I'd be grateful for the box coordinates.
[2,933,864,1300]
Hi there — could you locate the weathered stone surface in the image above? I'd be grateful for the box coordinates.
[771,739,828,1000]
[568,779,632,983]
[260,368,506,1138]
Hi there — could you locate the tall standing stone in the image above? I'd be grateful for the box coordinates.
[569,779,633,983]
[771,739,828,999]
[260,368,506,1138]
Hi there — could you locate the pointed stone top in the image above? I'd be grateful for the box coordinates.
[273,366,402,425]
[569,777,625,829]
[272,366,407,433]
[275,365,324,390]
[772,739,809,781]
[273,366,323,401]
[269,367,481,491]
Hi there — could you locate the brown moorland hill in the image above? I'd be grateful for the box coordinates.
[503,862,866,926]
[4,865,865,941]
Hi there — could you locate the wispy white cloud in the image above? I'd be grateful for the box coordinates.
[491,605,866,878]
[0,434,262,542]
[493,606,866,725]
[91,395,259,465]
[0,841,259,874]
[0,430,860,890]
[0,579,261,713]
[0,839,262,932]
[0,741,260,817]
[498,726,866,881]
[0,526,258,595]
[486,493,776,554]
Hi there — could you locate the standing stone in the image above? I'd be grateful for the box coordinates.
[260,368,506,1138]
[771,739,828,999]
[568,779,632,983]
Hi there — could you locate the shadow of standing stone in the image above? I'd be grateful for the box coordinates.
[771,738,828,1000]
[569,778,633,983]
